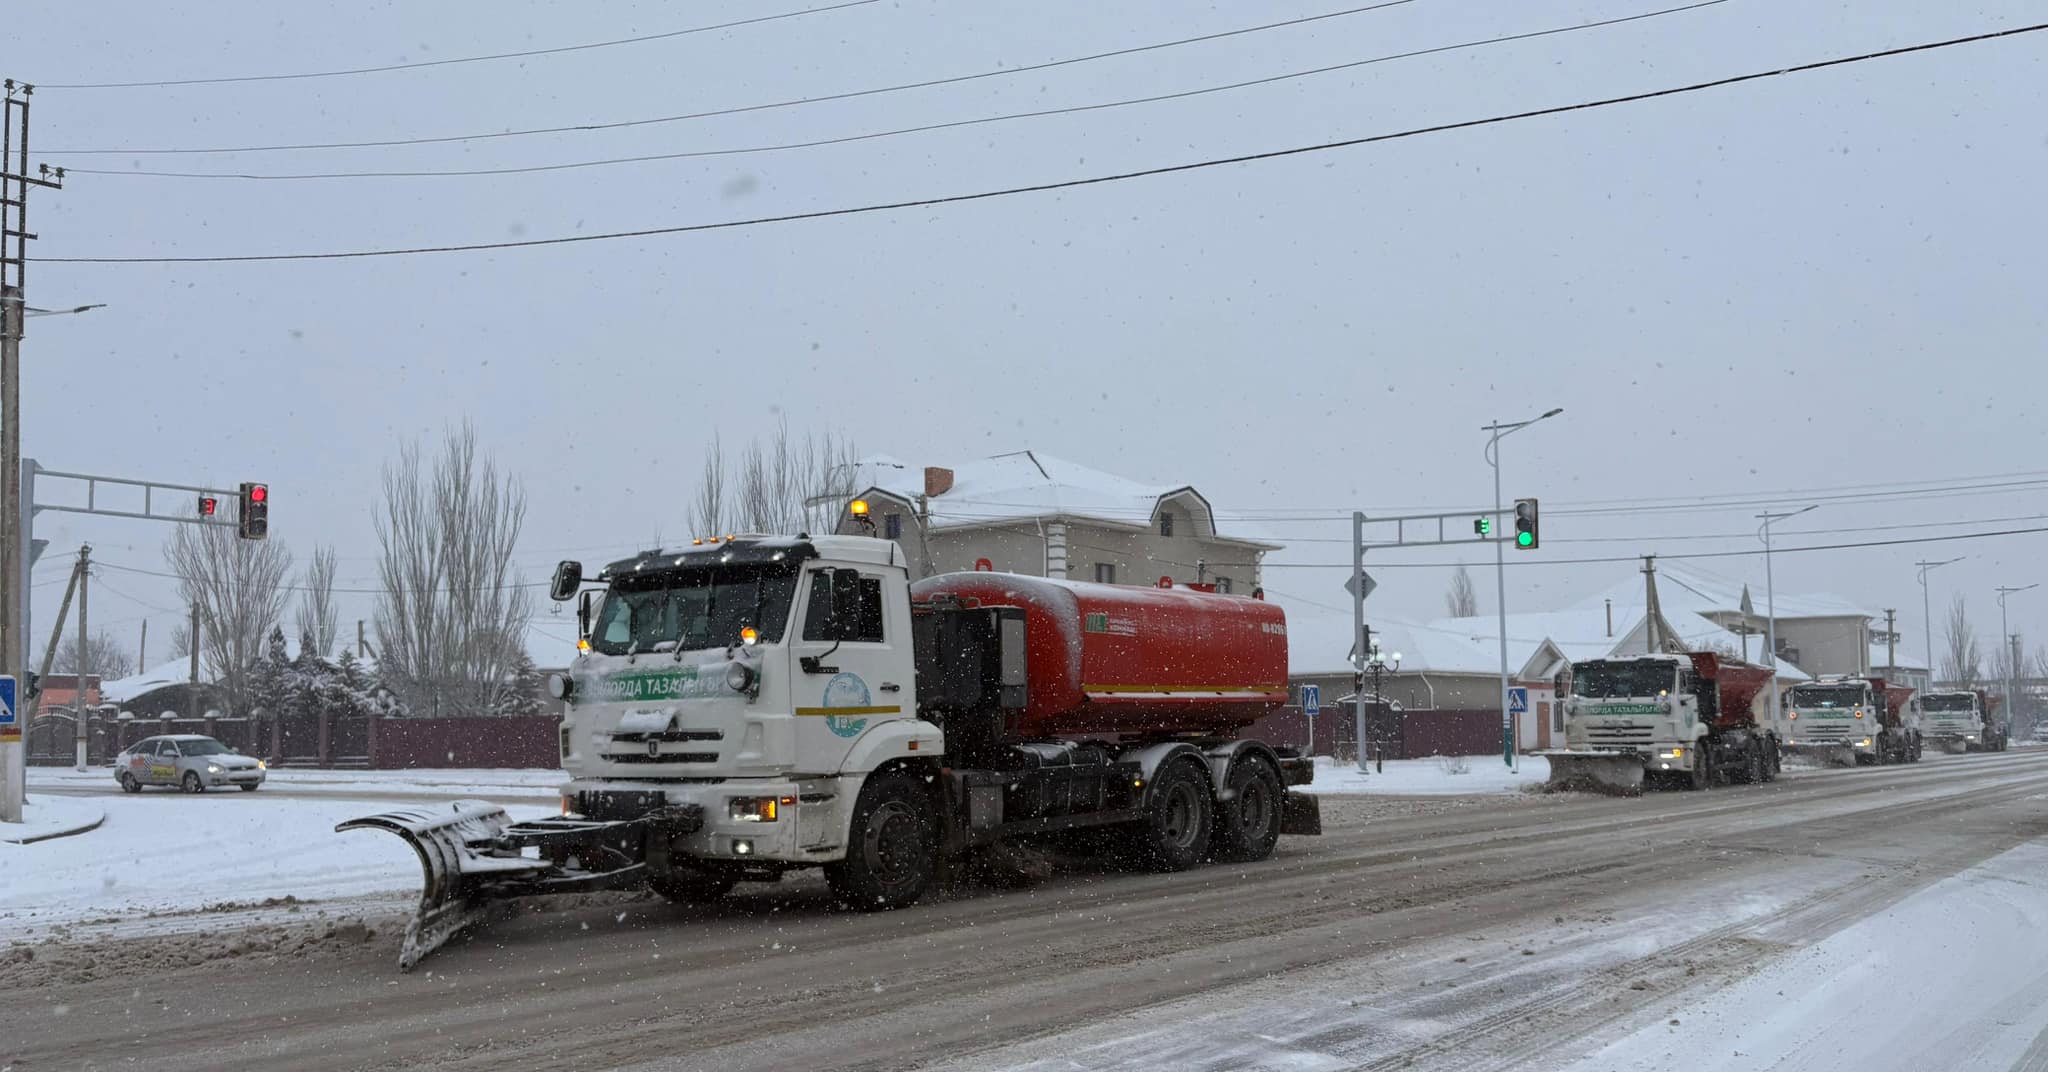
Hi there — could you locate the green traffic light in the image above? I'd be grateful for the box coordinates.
[1516,531,1534,548]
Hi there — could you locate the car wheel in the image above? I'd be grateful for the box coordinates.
[118,771,142,793]
[182,771,205,793]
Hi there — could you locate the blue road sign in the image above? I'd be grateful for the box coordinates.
[0,675,15,726]
[1508,687,1529,715]
[1301,684,1321,719]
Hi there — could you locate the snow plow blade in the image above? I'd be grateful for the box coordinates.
[338,799,678,971]
[1538,751,1645,795]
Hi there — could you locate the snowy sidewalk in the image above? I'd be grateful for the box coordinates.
[0,797,105,844]
[28,765,565,799]
[1301,754,1551,796]
[1562,839,2048,1071]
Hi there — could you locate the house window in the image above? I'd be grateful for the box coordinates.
[1213,577,1232,593]
[1094,563,1117,584]
[1159,514,1175,537]
[884,513,903,540]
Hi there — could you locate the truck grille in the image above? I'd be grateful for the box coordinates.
[1582,722,1655,745]
[604,751,719,764]
[609,730,722,743]
[1796,721,1854,741]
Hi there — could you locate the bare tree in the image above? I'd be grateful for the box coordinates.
[52,629,136,680]
[295,544,340,658]
[1444,565,1478,618]
[373,423,533,718]
[688,421,859,538]
[165,523,293,713]
[1942,594,1982,686]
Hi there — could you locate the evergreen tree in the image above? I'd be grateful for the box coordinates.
[494,651,546,718]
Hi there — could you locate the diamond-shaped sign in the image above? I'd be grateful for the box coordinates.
[1344,571,1378,602]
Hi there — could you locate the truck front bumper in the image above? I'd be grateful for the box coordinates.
[1553,745,1699,772]
[566,780,817,864]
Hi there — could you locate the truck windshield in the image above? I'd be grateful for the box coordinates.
[1789,684,1865,709]
[1920,693,1978,713]
[590,564,800,655]
[1571,662,1676,698]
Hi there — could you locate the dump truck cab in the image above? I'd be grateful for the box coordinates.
[554,535,934,872]
[1784,675,1920,765]
[1918,689,2005,753]
[1562,654,1705,775]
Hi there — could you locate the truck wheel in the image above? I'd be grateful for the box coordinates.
[1737,747,1762,785]
[1760,741,1780,783]
[826,770,938,910]
[1136,758,1214,870]
[648,866,737,904]
[1211,756,1283,862]
[1686,753,1710,791]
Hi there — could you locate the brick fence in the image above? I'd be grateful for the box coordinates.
[29,711,562,770]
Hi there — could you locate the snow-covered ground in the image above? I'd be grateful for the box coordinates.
[1562,838,2048,1071]
[1303,754,1552,795]
[1,784,556,938]
[0,796,104,843]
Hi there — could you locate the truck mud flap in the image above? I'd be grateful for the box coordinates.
[1539,752,1645,796]
[338,800,669,971]
[1279,790,1322,836]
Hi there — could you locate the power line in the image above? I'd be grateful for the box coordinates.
[47,0,1423,155]
[35,0,882,90]
[45,20,2048,264]
[1273,511,2048,544]
[1255,524,2048,569]
[62,0,1727,180]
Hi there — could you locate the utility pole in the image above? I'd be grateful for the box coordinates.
[1484,408,1562,772]
[187,603,200,721]
[1918,558,1962,687]
[73,543,88,770]
[1884,609,1897,680]
[137,619,146,675]
[2,81,65,704]
[0,536,74,821]
[1996,585,2036,722]
[1757,507,1817,729]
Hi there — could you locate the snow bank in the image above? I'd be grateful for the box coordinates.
[0,797,104,843]
[0,792,555,938]
[1302,754,1551,795]
[1561,839,2048,1071]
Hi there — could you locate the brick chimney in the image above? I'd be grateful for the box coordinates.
[924,466,955,498]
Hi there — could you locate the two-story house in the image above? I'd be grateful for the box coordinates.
[833,450,1281,588]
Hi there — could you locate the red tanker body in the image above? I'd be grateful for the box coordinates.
[912,572,1288,740]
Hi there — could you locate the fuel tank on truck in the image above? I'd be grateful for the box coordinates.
[911,572,1289,740]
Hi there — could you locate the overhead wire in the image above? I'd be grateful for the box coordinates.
[57,0,1726,180]
[35,0,882,90]
[46,19,2048,263]
[47,0,1423,155]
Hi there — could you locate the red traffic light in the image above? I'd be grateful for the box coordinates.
[249,485,268,504]
[198,496,218,517]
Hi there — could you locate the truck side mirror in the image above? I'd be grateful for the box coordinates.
[831,568,864,641]
[550,560,583,602]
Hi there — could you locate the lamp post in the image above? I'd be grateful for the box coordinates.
[1483,407,1561,772]
[1756,505,1817,727]
[1996,584,2036,724]
[1917,557,1963,689]
[1366,645,1401,774]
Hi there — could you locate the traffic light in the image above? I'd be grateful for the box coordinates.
[1473,516,1492,537]
[1513,497,1539,550]
[197,495,218,517]
[238,482,269,540]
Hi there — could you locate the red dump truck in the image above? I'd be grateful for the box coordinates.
[343,535,1319,969]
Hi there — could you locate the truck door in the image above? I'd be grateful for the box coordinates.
[792,566,911,773]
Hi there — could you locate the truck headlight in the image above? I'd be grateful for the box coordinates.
[729,797,780,822]
[547,673,573,700]
[726,662,755,693]
[1659,748,1684,759]
[1858,739,1872,747]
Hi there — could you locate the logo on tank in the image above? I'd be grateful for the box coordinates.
[822,672,872,738]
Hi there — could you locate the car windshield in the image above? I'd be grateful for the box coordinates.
[1920,694,1978,713]
[590,564,800,655]
[1789,685,1866,709]
[1571,661,1676,698]
[174,739,234,756]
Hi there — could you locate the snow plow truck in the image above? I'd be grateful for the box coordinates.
[340,533,1320,970]
[1783,675,1921,766]
[1916,688,2006,753]
[1540,651,1780,793]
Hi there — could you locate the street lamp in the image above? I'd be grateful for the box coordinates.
[1996,583,2036,724]
[1916,557,1963,690]
[1756,505,1818,727]
[1366,645,1402,774]
[1483,407,1562,771]
[23,303,105,318]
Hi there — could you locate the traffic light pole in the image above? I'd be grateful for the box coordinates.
[1483,409,1562,771]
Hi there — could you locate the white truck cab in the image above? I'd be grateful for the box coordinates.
[1563,653,1706,777]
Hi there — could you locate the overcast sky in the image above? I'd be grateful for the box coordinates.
[11,0,2047,671]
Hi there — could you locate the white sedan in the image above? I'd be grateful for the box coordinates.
[114,734,267,793]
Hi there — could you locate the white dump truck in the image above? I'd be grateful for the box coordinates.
[1541,651,1781,793]
[341,533,1319,969]
[1917,688,2006,753]
[1782,675,1921,766]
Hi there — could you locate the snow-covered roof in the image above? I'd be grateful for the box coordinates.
[1279,605,1516,677]
[100,658,209,705]
[1869,642,1927,673]
[848,450,1281,549]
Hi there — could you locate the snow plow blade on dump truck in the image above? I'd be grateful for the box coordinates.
[1540,752,1648,794]
[337,801,684,970]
